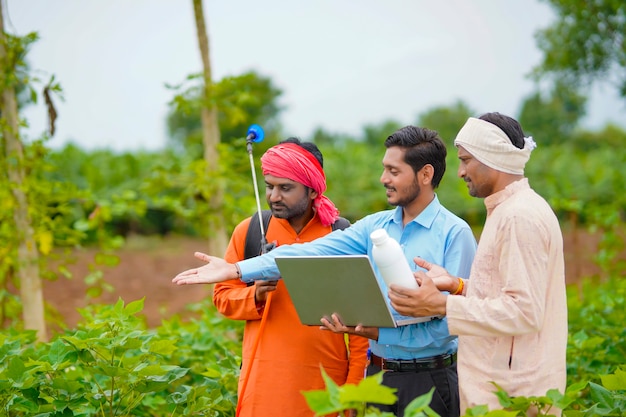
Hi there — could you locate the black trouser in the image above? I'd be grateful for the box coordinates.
[366,362,459,417]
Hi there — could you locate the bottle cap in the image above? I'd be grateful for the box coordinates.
[370,228,388,245]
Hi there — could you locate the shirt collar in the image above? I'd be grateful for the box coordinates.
[484,177,530,215]
[391,194,441,229]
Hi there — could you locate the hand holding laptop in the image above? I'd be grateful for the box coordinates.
[320,313,380,340]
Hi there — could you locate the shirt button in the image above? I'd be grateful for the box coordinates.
[296,238,300,242]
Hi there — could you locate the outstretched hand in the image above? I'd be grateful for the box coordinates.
[172,252,239,285]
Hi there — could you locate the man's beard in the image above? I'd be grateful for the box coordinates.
[388,180,421,207]
[270,197,311,220]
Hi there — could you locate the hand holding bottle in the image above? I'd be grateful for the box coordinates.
[370,229,419,289]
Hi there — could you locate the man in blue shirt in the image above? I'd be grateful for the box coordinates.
[173,125,477,417]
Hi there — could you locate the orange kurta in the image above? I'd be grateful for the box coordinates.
[213,215,369,417]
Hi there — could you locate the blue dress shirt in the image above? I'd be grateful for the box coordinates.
[238,195,477,360]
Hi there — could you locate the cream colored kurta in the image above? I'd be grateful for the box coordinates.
[446,178,567,414]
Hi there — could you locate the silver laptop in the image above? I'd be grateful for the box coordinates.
[275,255,441,328]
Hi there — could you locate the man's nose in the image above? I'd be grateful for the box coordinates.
[268,188,281,201]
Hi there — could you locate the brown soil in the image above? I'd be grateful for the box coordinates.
[43,235,213,330]
[43,230,611,330]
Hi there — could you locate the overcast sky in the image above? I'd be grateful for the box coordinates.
[7,0,626,152]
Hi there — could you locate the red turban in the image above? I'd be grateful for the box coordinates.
[260,143,340,226]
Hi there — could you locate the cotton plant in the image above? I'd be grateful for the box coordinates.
[302,367,439,417]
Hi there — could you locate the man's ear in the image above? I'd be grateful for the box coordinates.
[420,164,434,185]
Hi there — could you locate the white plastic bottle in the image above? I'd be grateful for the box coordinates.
[370,228,419,289]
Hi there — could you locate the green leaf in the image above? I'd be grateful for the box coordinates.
[464,404,490,416]
[303,368,398,415]
[75,348,95,363]
[124,298,145,315]
[599,368,626,391]
[483,411,519,417]
[7,356,27,381]
[113,297,125,314]
[340,372,397,405]
[147,338,178,355]
[302,390,343,416]
[302,367,343,414]
[136,364,187,380]
[588,382,615,409]
[4,394,39,413]
[564,380,588,395]
[51,377,84,394]
[48,339,70,366]
[116,335,143,350]
[491,382,514,408]
[94,252,120,267]
[201,367,222,378]
[25,85,38,106]
[402,387,434,415]
[546,387,576,411]
[95,364,127,377]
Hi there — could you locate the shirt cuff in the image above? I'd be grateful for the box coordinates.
[238,255,282,283]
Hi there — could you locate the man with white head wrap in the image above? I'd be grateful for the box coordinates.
[389,113,567,415]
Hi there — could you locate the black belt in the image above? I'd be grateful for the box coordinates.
[370,352,457,372]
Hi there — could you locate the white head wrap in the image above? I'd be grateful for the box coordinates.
[453,117,536,175]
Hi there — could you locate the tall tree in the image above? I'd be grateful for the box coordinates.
[192,0,227,255]
[167,70,284,155]
[0,4,46,341]
[534,0,626,98]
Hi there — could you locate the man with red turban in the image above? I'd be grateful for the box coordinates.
[213,138,369,417]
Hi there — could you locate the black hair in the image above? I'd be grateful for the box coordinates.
[384,126,447,188]
[279,137,324,168]
[478,112,525,149]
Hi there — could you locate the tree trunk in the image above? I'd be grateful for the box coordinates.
[192,0,227,256]
[0,6,47,341]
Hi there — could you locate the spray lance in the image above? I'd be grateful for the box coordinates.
[237,124,275,417]
[245,124,275,255]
